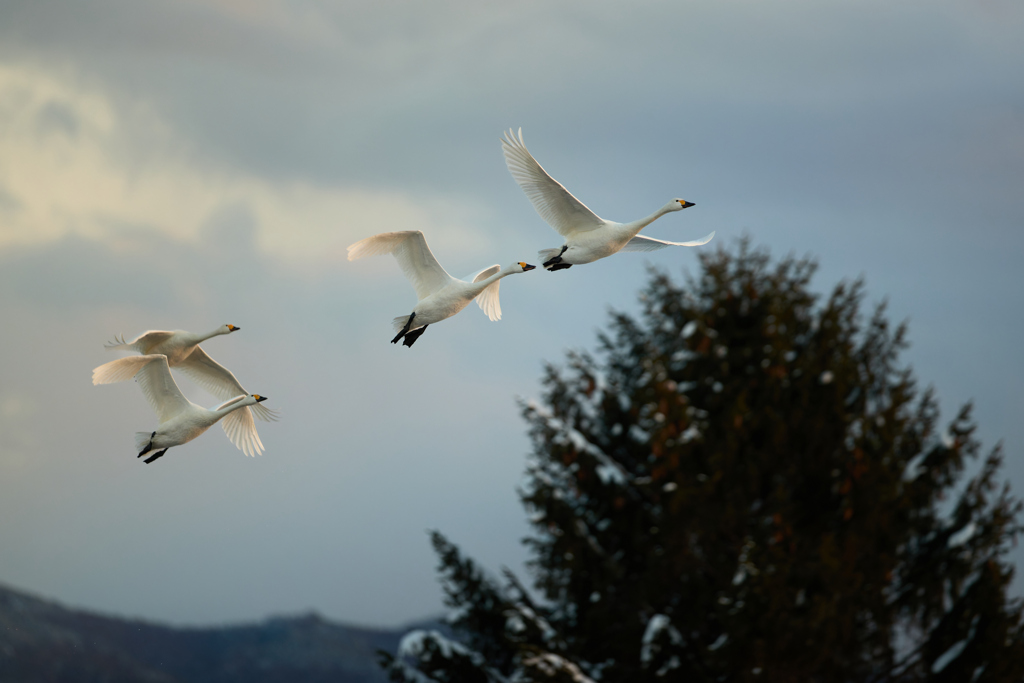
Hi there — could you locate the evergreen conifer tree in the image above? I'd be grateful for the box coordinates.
[381,241,1024,682]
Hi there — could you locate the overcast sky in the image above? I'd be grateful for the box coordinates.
[1,0,1022,629]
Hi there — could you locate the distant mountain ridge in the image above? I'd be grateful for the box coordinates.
[0,582,410,682]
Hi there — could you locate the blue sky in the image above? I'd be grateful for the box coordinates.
[0,0,1022,628]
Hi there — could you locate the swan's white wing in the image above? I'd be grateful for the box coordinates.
[246,397,277,423]
[134,355,192,424]
[620,231,716,253]
[176,346,244,397]
[93,356,156,384]
[104,330,173,353]
[470,265,503,321]
[502,128,605,237]
[347,231,454,301]
[218,398,264,457]
[469,265,502,283]
[176,346,279,422]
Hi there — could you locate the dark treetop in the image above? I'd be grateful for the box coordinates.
[382,240,1024,683]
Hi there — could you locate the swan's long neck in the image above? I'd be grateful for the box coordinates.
[183,327,226,346]
[202,326,228,341]
[625,205,674,235]
[212,397,251,419]
[471,267,516,294]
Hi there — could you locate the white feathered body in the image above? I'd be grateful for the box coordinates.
[126,355,268,457]
[397,278,496,332]
[546,219,654,266]
[109,329,222,365]
[139,332,200,364]
[143,406,223,452]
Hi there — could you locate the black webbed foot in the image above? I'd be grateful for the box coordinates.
[402,325,429,347]
[547,263,573,271]
[138,431,156,458]
[391,312,416,344]
[144,449,168,464]
[543,245,569,268]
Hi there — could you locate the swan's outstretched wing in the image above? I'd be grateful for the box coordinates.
[218,396,265,457]
[620,231,716,253]
[104,330,173,354]
[470,265,502,321]
[176,346,279,422]
[93,355,157,384]
[502,128,605,237]
[347,231,454,301]
[134,355,192,424]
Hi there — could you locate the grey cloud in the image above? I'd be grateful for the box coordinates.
[0,182,21,214]
[5,0,1021,205]
[0,218,269,315]
[200,202,259,261]
[34,100,79,139]
[0,233,183,311]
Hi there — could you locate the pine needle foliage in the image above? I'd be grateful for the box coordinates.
[381,240,1024,682]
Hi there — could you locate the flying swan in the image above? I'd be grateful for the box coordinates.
[129,354,269,463]
[501,128,715,271]
[347,230,536,347]
[91,325,278,427]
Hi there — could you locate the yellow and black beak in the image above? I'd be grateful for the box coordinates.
[254,395,268,402]
[227,324,240,331]
[520,262,537,271]
[678,200,695,209]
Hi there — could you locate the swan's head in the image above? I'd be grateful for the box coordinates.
[669,199,695,212]
[516,262,537,273]
[252,394,268,403]
[221,324,240,334]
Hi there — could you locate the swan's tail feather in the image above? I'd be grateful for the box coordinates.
[537,247,563,264]
[92,356,153,385]
[104,334,136,352]
[392,315,412,333]
[134,431,152,454]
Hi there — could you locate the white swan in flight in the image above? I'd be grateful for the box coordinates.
[347,230,536,347]
[128,354,269,463]
[91,325,278,424]
[501,128,715,271]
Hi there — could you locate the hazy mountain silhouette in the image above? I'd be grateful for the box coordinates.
[0,582,418,682]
